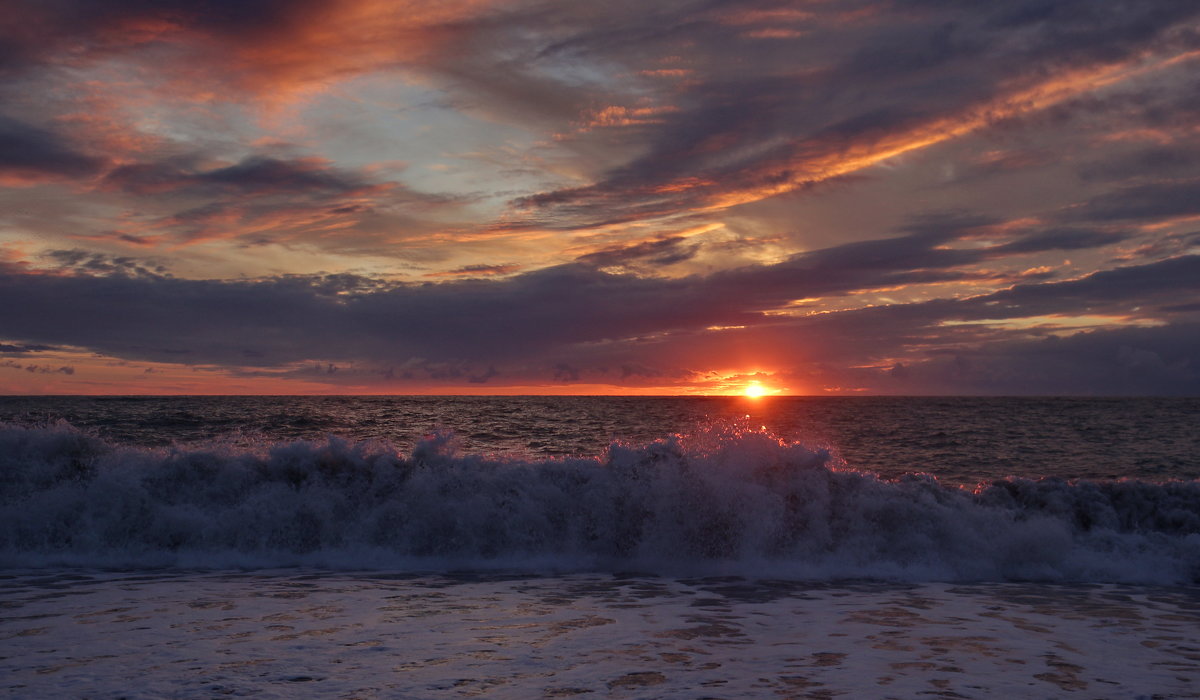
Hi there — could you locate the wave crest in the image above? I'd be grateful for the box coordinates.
[1,423,1197,582]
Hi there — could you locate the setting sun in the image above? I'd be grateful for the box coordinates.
[744,382,767,398]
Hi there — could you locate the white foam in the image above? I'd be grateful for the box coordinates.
[1,423,1197,582]
[3,572,1198,698]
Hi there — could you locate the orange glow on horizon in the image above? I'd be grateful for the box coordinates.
[0,347,803,397]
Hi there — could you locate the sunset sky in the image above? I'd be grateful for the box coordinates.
[2,0,1199,395]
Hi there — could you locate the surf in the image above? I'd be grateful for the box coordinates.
[1,422,1197,582]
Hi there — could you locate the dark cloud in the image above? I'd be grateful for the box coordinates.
[750,253,1200,358]
[468,365,499,384]
[425,264,523,279]
[1078,145,1200,183]
[576,236,699,269]
[991,228,1129,254]
[872,323,1200,396]
[0,360,75,375]
[619,363,663,379]
[0,343,58,354]
[553,363,581,382]
[955,254,1200,321]
[694,214,1129,305]
[96,154,455,248]
[0,0,326,74]
[101,156,381,197]
[199,157,372,194]
[978,0,1200,64]
[1065,179,1200,223]
[0,211,1160,372]
[841,17,985,79]
[44,249,170,278]
[0,114,104,181]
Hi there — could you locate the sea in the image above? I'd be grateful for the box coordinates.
[1,396,1198,698]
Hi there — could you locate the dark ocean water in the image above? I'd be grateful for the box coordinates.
[0,395,1196,483]
[1,396,1198,581]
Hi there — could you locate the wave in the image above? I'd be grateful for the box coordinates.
[1,422,1197,582]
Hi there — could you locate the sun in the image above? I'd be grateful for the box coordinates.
[743,382,766,398]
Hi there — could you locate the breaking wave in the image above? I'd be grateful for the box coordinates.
[1,423,1198,582]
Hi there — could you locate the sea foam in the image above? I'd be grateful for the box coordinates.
[1,423,1197,582]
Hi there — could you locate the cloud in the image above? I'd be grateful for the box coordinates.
[0,114,105,184]
[43,249,170,278]
[954,254,1200,321]
[0,0,489,102]
[92,153,458,249]
[990,227,1130,254]
[870,323,1200,396]
[13,0,1188,230]
[503,0,1200,228]
[424,264,523,279]
[575,236,699,269]
[1065,179,1200,223]
[101,156,384,197]
[0,343,58,354]
[2,1,1200,395]
[1078,145,1200,183]
[468,364,498,383]
[7,0,1200,248]
[0,226,1194,389]
[0,359,75,375]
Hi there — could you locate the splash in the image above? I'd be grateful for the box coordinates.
[1,423,1197,582]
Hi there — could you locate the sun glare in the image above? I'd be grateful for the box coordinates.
[743,382,766,398]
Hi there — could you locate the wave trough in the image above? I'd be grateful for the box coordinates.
[1,423,1197,582]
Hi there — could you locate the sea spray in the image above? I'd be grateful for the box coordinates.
[1,422,1197,581]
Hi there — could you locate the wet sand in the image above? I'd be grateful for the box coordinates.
[2,571,1198,698]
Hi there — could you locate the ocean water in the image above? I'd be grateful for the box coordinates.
[0,395,1197,581]
[3,396,1200,698]
[3,395,1199,482]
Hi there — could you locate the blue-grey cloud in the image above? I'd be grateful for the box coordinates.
[102,156,381,197]
[1066,179,1200,223]
[0,114,104,181]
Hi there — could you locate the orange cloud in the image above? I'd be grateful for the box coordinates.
[520,41,1200,234]
[575,104,680,131]
[741,28,808,39]
[701,50,1200,211]
[424,263,523,278]
[14,0,498,112]
[714,7,815,25]
[193,0,498,107]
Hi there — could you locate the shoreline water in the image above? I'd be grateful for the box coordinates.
[3,570,1198,698]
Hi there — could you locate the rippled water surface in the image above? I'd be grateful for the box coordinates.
[0,396,1196,484]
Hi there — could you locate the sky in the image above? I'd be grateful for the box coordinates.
[1,0,1199,395]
